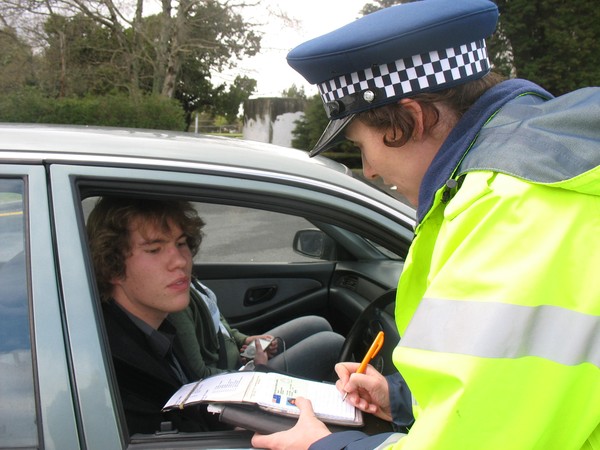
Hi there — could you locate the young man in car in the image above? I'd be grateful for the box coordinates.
[87,196,344,434]
[87,196,212,435]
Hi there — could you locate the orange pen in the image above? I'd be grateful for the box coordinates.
[342,331,384,401]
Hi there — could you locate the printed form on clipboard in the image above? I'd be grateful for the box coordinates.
[162,371,363,427]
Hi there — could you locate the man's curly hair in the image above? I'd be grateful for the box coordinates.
[86,196,205,302]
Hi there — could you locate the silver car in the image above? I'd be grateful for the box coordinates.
[0,123,415,449]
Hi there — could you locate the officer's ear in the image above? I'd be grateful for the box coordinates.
[398,98,425,142]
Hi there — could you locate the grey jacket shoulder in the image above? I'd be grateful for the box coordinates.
[459,87,600,186]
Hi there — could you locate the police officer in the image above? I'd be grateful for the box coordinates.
[252,0,600,449]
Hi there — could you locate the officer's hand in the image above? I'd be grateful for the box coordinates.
[335,362,392,421]
[251,397,330,450]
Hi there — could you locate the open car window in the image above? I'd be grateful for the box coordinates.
[83,197,404,265]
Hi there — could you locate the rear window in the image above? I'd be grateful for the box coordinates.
[0,178,38,448]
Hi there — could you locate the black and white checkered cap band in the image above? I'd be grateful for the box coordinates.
[318,39,489,107]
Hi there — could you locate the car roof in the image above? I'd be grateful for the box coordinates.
[0,123,416,221]
[0,123,344,173]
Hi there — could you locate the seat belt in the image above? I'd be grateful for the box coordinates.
[217,329,229,369]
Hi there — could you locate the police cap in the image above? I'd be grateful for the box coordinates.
[287,0,499,156]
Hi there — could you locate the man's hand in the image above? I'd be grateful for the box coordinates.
[251,397,331,450]
[251,337,269,366]
[335,362,392,421]
[242,335,278,358]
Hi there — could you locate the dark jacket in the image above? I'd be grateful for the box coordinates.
[102,300,209,435]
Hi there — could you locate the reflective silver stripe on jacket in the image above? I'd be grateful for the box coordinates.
[400,298,600,368]
[373,433,407,450]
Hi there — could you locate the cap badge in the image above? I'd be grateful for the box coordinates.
[363,90,376,103]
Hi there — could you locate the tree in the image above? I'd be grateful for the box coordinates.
[39,13,122,97]
[485,20,515,79]
[281,84,306,100]
[214,75,257,123]
[0,26,35,94]
[175,61,216,128]
[291,95,327,151]
[147,1,261,98]
[494,0,600,95]
[0,0,262,99]
[176,70,256,129]
[0,0,262,131]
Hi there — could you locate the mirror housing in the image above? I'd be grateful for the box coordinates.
[293,229,337,260]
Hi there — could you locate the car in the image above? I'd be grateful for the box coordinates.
[0,123,416,449]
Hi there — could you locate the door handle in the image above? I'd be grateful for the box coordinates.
[244,285,277,306]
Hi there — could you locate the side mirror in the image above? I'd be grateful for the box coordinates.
[293,229,336,260]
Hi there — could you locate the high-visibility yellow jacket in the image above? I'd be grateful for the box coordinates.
[393,81,600,449]
[310,79,600,450]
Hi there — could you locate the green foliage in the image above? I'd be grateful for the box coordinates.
[485,22,515,79]
[153,2,261,126]
[0,88,185,130]
[0,27,35,95]
[40,14,123,97]
[176,74,256,129]
[181,3,261,73]
[0,88,54,122]
[281,84,307,99]
[1,0,261,129]
[290,95,327,151]
[494,0,600,95]
[213,76,257,123]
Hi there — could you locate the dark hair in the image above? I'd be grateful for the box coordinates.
[86,196,205,302]
[356,72,506,147]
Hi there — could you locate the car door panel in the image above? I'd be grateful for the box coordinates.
[194,262,335,334]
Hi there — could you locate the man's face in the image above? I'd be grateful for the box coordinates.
[110,216,192,328]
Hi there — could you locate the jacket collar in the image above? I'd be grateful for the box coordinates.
[416,78,553,224]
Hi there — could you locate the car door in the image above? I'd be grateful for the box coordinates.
[51,164,262,449]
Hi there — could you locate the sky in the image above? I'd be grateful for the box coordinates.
[213,0,369,98]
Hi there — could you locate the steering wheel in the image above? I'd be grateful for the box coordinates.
[338,289,398,374]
